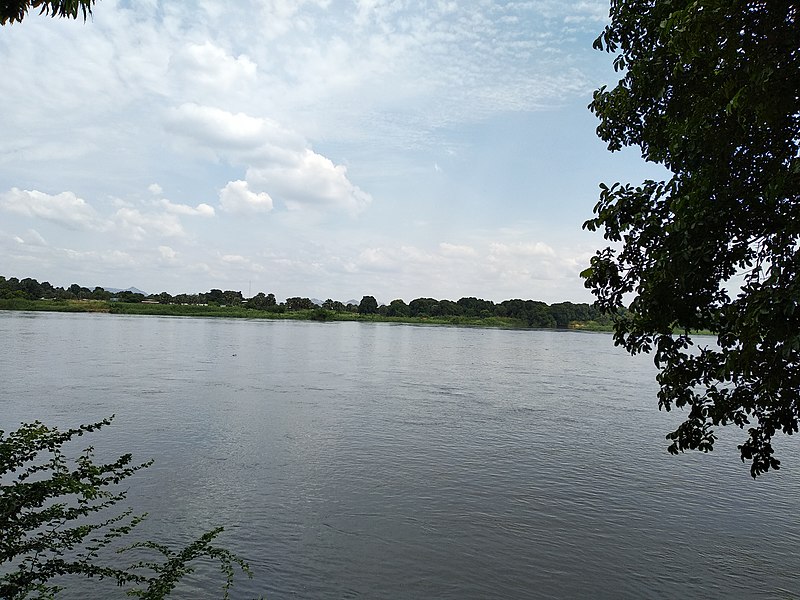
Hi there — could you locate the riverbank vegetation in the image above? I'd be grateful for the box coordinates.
[0,416,251,600]
[0,274,614,331]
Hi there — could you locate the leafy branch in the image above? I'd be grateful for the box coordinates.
[0,416,252,598]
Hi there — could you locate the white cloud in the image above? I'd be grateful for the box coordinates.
[220,253,265,273]
[170,41,257,91]
[356,247,399,272]
[159,198,215,217]
[148,183,163,195]
[489,241,557,258]
[158,245,177,260]
[165,103,302,154]
[564,1,609,24]
[0,188,107,231]
[219,180,273,214]
[114,207,185,240]
[13,229,48,247]
[439,242,477,258]
[247,150,371,214]
[63,248,136,268]
[169,104,372,214]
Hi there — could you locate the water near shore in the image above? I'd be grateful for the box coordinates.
[2,311,798,599]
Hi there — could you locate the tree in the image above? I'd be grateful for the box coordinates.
[1,0,96,25]
[495,299,555,328]
[386,299,410,317]
[155,291,173,305]
[437,299,464,317]
[247,292,268,310]
[549,302,596,329]
[0,417,251,598]
[358,295,378,315]
[408,297,440,317]
[456,297,495,318]
[116,290,144,303]
[285,296,316,311]
[206,289,224,305]
[582,0,799,476]
[221,290,243,306]
[92,286,113,301]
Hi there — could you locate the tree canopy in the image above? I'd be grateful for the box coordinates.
[358,295,379,315]
[0,0,96,25]
[583,0,799,476]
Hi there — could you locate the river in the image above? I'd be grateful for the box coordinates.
[2,311,798,599]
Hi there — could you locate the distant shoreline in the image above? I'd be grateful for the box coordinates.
[0,298,615,332]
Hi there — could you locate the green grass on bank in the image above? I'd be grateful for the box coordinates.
[0,298,588,330]
[105,302,535,328]
[0,300,725,337]
[0,298,111,312]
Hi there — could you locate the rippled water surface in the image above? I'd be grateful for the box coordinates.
[2,311,799,599]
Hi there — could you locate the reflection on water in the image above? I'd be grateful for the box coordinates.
[2,311,799,599]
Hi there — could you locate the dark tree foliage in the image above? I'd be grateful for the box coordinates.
[549,302,597,329]
[285,296,316,311]
[0,0,95,25]
[248,292,277,310]
[386,299,410,317]
[115,290,145,303]
[206,289,225,305]
[583,0,800,476]
[358,295,379,315]
[456,297,496,318]
[496,299,557,328]
[408,297,441,317]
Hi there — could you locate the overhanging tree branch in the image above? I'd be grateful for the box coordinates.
[583,0,800,477]
[0,0,96,25]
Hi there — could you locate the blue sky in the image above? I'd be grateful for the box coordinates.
[0,0,663,303]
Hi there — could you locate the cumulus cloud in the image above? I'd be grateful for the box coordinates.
[159,198,215,217]
[247,150,371,213]
[167,104,372,214]
[63,248,136,268]
[114,207,185,240]
[219,180,273,214]
[148,183,163,195]
[489,241,556,258]
[439,242,477,257]
[564,1,609,24]
[170,41,257,91]
[357,247,399,272]
[220,253,265,272]
[0,188,107,231]
[166,103,302,154]
[355,245,445,273]
[158,245,177,260]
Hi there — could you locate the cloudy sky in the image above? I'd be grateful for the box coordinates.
[0,0,663,303]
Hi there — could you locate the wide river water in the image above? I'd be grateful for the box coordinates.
[2,311,799,599]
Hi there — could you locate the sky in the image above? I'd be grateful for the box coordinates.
[0,0,664,304]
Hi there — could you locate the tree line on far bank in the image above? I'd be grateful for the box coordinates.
[0,274,611,329]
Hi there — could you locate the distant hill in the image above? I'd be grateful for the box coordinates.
[102,286,148,295]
